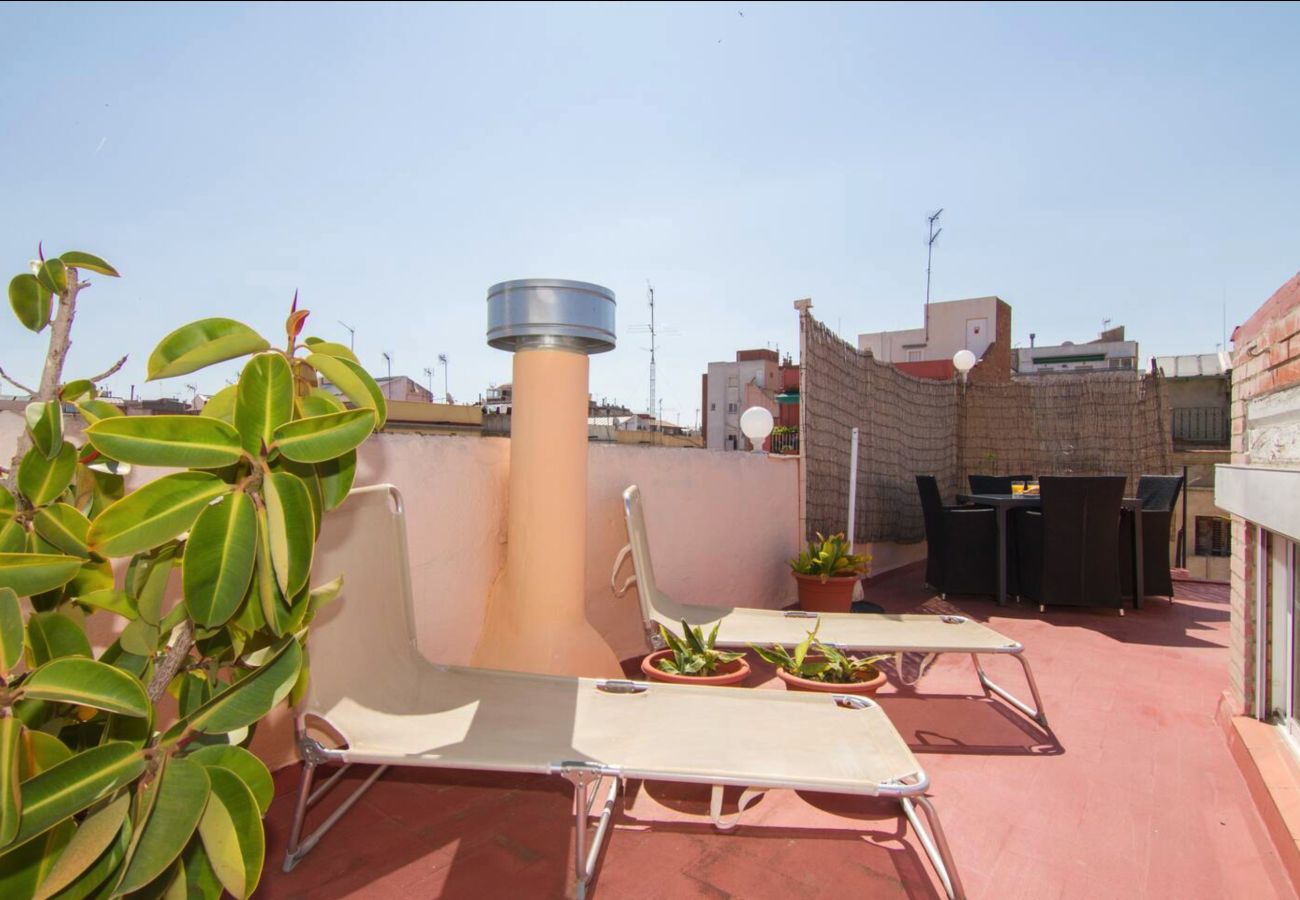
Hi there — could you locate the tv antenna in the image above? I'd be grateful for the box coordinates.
[925,208,943,341]
[338,320,356,351]
[438,352,449,403]
[423,366,435,401]
[381,352,392,399]
[630,282,679,432]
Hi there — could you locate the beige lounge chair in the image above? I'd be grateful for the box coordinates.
[612,484,1048,729]
[285,485,967,899]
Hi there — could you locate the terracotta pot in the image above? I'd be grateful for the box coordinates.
[794,573,860,613]
[775,663,887,695]
[640,649,751,687]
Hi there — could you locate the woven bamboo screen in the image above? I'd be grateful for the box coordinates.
[802,314,960,543]
[959,374,1172,489]
[800,311,1172,543]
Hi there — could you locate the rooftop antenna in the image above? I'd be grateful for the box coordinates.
[630,282,680,433]
[647,282,656,431]
[338,320,356,351]
[423,366,435,401]
[925,208,943,342]
[1102,317,1112,336]
[381,352,392,398]
[438,352,449,403]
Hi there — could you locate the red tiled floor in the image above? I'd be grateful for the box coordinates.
[260,576,1294,899]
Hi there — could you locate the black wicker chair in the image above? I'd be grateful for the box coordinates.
[916,475,998,598]
[1016,475,1127,611]
[967,474,1036,495]
[1119,474,1185,602]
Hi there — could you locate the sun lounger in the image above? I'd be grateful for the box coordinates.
[284,485,967,899]
[612,484,1048,729]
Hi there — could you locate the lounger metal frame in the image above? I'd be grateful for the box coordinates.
[283,692,966,900]
[614,485,1050,730]
[282,484,968,899]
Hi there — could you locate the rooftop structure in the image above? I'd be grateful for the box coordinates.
[1014,325,1140,377]
[858,296,1013,382]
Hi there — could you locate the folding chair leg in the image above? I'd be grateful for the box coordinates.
[901,794,967,900]
[560,768,621,899]
[971,652,1049,730]
[282,756,389,872]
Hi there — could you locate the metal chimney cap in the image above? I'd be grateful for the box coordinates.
[486,278,616,354]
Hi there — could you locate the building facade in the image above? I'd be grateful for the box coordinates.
[857,296,1012,381]
[1013,326,1139,377]
[1214,271,1300,885]
[702,349,781,451]
[1156,353,1233,582]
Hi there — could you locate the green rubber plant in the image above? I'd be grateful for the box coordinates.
[0,247,385,898]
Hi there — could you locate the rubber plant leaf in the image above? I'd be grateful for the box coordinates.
[58,252,119,277]
[0,554,82,599]
[197,765,264,899]
[6,742,145,851]
[147,319,269,381]
[22,658,150,717]
[234,353,293,457]
[84,416,243,469]
[17,442,78,507]
[271,409,375,465]
[115,756,210,894]
[9,273,51,332]
[303,353,387,427]
[183,492,256,628]
[87,472,231,558]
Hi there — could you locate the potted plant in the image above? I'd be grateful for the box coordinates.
[641,620,751,686]
[750,622,889,695]
[0,246,382,899]
[790,531,870,612]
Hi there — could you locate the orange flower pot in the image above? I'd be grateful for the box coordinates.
[794,573,859,613]
[775,664,887,695]
[640,649,751,687]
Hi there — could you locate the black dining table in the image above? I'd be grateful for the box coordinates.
[956,493,1145,609]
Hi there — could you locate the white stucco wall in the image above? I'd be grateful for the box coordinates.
[857,296,1000,363]
[353,433,800,664]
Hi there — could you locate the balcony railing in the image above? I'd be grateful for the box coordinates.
[770,427,800,455]
[1171,406,1228,446]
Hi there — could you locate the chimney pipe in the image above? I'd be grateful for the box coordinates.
[473,280,622,677]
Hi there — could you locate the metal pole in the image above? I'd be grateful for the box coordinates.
[847,427,860,552]
[925,209,943,342]
[1179,464,1189,568]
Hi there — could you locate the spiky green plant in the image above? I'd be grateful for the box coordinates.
[0,247,384,898]
[789,532,870,582]
[654,620,745,677]
[749,621,888,684]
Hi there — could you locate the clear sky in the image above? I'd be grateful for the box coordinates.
[2,2,1298,424]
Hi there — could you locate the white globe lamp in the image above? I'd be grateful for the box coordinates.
[739,406,775,453]
[953,349,977,384]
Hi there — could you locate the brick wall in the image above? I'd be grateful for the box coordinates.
[969,299,1014,384]
[1227,271,1300,712]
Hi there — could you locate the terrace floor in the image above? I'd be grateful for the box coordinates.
[260,573,1294,899]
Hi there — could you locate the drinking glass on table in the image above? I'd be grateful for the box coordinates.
[1011,481,1026,495]
[1027,480,1040,495]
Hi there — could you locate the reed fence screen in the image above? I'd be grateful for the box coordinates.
[800,311,1171,543]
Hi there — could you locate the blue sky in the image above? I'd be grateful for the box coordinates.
[2,2,1297,424]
